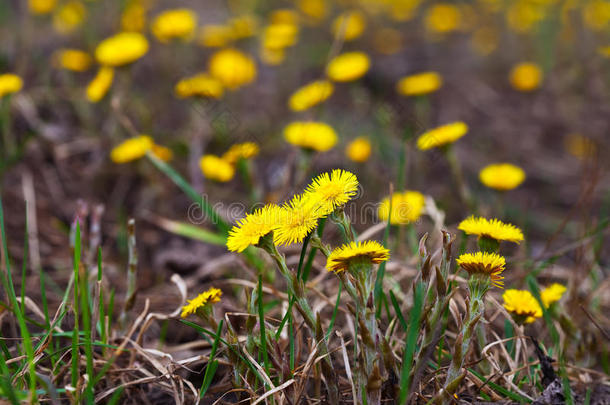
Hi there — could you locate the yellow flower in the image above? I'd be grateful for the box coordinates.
[222,142,260,164]
[151,9,197,43]
[86,67,114,103]
[502,289,542,323]
[346,137,372,162]
[29,0,57,15]
[262,23,299,50]
[326,241,389,273]
[564,134,596,159]
[121,1,147,32]
[507,1,546,33]
[540,283,566,308]
[95,32,149,67]
[416,121,468,150]
[229,15,259,39]
[288,80,334,112]
[457,251,505,288]
[458,216,524,244]
[52,1,86,34]
[274,194,322,246]
[270,9,300,25]
[373,28,403,55]
[53,49,92,72]
[378,191,425,225]
[396,71,443,97]
[227,204,283,252]
[181,287,222,318]
[110,135,153,163]
[208,48,257,90]
[174,73,224,99]
[298,0,328,21]
[471,26,499,56]
[509,62,543,92]
[283,121,338,152]
[479,163,526,191]
[0,74,23,98]
[326,52,370,82]
[305,169,359,215]
[389,0,422,22]
[151,144,173,162]
[582,0,610,31]
[198,24,234,47]
[260,47,286,66]
[199,155,235,182]
[425,3,461,33]
[331,10,366,41]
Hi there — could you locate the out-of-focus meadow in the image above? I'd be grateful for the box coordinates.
[0,0,609,403]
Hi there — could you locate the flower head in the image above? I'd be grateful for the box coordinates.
[502,289,542,323]
[29,0,57,15]
[198,24,235,47]
[222,142,260,164]
[174,73,224,99]
[331,10,366,41]
[458,216,524,244]
[209,48,257,90]
[425,3,462,33]
[416,121,468,150]
[53,49,92,72]
[151,144,173,162]
[479,163,526,191]
[229,15,259,39]
[305,169,359,215]
[181,287,222,318]
[326,52,370,82]
[53,1,86,34]
[346,137,372,162]
[151,9,197,42]
[378,191,425,225]
[327,241,389,273]
[95,32,149,67]
[457,251,505,288]
[509,62,542,92]
[0,74,23,98]
[86,67,114,103]
[283,121,338,152]
[396,71,443,97]
[227,205,283,252]
[540,283,566,308]
[121,0,147,32]
[288,80,334,112]
[110,135,154,163]
[262,23,299,50]
[274,194,322,246]
[199,155,235,182]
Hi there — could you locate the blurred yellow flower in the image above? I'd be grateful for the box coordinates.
[0,74,23,98]
[346,137,372,162]
[479,163,526,191]
[222,142,260,164]
[270,9,300,25]
[540,283,566,308]
[288,80,334,111]
[260,47,286,65]
[378,191,425,225]
[599,46,610,57]
[471,26,499,56]
[458,216,524,244]
[326,51,370,82]
[305,169,359,215]
[507,1,545,33]
[86,67,114,103]
[457,251,505,288]
[327,241,389,273]
[388,0,422,22]
[274,194,321,246]
[174,73,224,99]
[503,289,542,323]
[199,155,235,182]
[229,15,259,39]
[151,9,197,43]
[425,3,461,33]
[564,134,596,159]
[331,10,366,41]
[298,0,327,21]
[53,1,86,34]
[373,28,403,55]
[582,0,610,31]
[509,62,543,92]
[416,121,468,150]
[110,135,153,163]
[151,144,173,162]
[208,48,257,90]
[262,23,299,50]
[29,0,57,15]
[121,1,147,32]
[53,49,92,72]
[198,25,234,48]
[396,71,442,97]
[95,32,149,67]
[181,287,222,318]
[227,204,282,252]
[284,121,338,152]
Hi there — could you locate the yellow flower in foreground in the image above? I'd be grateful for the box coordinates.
[326,52,370,82]
[274,194,322,246]
[425,3,461,33]
[378,191,425,225]
[503,289,542,323]
[86,67,114,103]
[327,241,389,273]
[53,49,92,72]
[174,73,224,99]
[331,10,366,41]
[110,135,153,163]
[95,32,149,67]
[181,287,222,318]
[479,163,526,191]
[0,74,23,98]
[209,48,257,90]
[541,283,566,308]
[222,142,259,164]
[458,216,524,244]
[509,62,542,92]
[305,169,359,215]
[283,121,338,152]
[53,1,86,34]
[227,204,282,252]
[346,137,372,162]
[396,71,443,97]
[457,251,505,288]
[29,0,57,15]
[288,80,334,111]
[151,9,197,43]
[198,25,234,48]
[199,155,235,182]
[416,121,468,150]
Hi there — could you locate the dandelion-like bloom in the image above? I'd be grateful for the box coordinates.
[0,74,23,98]
[509,62,542,92]
[86,67,114,103]
[227,204,282,252]
[198,24,235,47]
[262,23,299,50]
[326,52,370,82]
[288,80,334,112]
[29,0,57,15]
[331,10,366,41]
[457,251,505,288]
[346,137,372,162]
[305,169,359,215]
[174,73,224,99]
[110,135,153,163]
[326,241,389,273]
[540,283,566,308]
[416,121,468,151]
[52,1,86,34]
[378,191,425,225]
[222,142,259,164]
[95,32,149,67]
[396,71,443,97]
[425,3,462,33]
[151,9,197,43]
[458,216,524,244]
[274,194,322,246]
[283,121,338,152]
[181,287,222,318]
[502,289,542,323]
[53,49,92,72]
[199,155,235,182]
[479,163,526,191]
[209,48,257,90]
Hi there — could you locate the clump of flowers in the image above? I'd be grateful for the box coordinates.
[416,121,468,151]
[345,137,372,162]
[283,121,338,152]
[479,163,526,191]
[208,48,257,90]
[503,289,542,324]
[396,71,443,97]
[95,32,149,67]
[0,74,23,98]
[151,9,197,43]
[326,51,370,82]
[509,62,543,92]
[378,191,425,225]
[288,80,334,112]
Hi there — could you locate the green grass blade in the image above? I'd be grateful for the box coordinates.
[324,283,342,342]
[398,281,425,404]
[200,320,224,398]
[71,222,81,388]
[374,195,393,317]
[153,216,226,246]
[107,387,124,405]
[389,290,408,332]
[257,275,270,376]
[468,368,532,403]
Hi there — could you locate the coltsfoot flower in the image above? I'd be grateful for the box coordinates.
[457,251,505,288]
[262,23,299,50]
[326,240,389,273]
[86,67,114,103]
[479,163,526,191]
[425,3,461,33]
[29,0,57,14]
[209,48,257,90]
[288,80,334,112]
[283,121,338,152]
[95,32,149,67]
[305,169,359,215]
[227,205,283,252]
[198,24,234,48]
[502,289,542,323]
[378,191,425,225]
[110,135,154,163]
[274,194,322,246]
[121,0,147,32]
[458,216,524,244]
[396,71,443,97]
[53,1,86,34]
[0,74,23,98]
[509,62,542,92]
[331,10,366,41]
[181,287,222,318]
[540,283,566,308]
[326,52,370,82]
[151,9,197,43]
[199,155,235,182]
[345,137,372,162]
[174,73,224,99]
[222,142,259,164]
[416,122,468,150]
[53,49,92,72]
